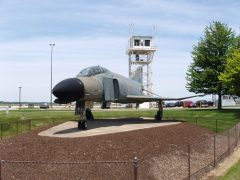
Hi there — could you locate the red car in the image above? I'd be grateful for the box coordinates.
[183,101,196,108]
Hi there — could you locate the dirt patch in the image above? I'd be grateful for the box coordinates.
[0,121,213,179]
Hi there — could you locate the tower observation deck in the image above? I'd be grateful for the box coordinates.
[127,36,156,98]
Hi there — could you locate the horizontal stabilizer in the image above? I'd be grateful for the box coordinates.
[125,94,204,102]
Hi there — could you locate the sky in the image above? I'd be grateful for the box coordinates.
[0,0,240,102]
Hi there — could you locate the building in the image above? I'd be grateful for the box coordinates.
[127,35,157,108]
[213,95,240,106]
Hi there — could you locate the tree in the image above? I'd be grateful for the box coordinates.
[219,50,240,96]
[186,21,236,109]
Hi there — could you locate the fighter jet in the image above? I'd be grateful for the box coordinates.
[52,65,201,129]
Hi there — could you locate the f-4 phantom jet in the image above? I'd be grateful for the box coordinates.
[52,65,202,129]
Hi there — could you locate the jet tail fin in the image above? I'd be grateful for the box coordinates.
[131,67,143,83]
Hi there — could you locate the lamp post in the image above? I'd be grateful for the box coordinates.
[19,86,22,109]
[49,43,55,108]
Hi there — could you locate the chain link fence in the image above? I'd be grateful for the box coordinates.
[0,118,72,140]
[1,120,240,179]
[0,160,134,180]
[137,121,240,180]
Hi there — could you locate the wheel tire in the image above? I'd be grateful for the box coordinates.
[81,121,87,130]
[155,111,162,121]
[78,121,82,129]
[86,109,94,121]
[91,114,94,121]
[101,102,106,109]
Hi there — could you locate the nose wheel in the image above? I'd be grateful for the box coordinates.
[78,120,88,129]
[77,109,94,129]
[75,100,94,130]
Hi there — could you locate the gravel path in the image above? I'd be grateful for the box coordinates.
[0,120,213,180]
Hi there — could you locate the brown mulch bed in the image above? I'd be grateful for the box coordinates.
[0,122,214,180]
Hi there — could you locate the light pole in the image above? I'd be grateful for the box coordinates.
[19,86,22,109]
[49,43,55,108]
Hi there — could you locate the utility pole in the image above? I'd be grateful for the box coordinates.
[49,43,55,108]
[19,86,22,109]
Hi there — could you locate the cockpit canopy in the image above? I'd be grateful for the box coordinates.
[77,66,110,77]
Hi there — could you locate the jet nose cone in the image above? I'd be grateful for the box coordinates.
[52,78,84,103]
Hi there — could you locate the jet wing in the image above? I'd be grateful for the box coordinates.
[125,94,204,103]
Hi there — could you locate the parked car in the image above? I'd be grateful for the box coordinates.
[207,101,214,106]
[40,103,49,109]
[196,100,208,107]
[175,101,184,107]
[166,103,176,108]
[28,103,34,108]
[183,101,196,108]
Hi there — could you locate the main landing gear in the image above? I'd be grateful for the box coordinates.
[155,101,163,121]
[75,101,94,130]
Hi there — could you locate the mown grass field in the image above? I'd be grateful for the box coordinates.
[0,109,76,137]
[0,108,240,138]
[93,108,240,132]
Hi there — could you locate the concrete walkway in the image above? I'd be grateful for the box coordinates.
[38,118,180,138]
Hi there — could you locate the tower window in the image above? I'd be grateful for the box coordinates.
[145,40,150,46]
[135,54,139,61]
[134,39,140,46]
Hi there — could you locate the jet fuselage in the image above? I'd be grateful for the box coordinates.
[53,66,144,104]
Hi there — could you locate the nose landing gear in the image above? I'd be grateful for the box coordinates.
[75,100,94,130]
[78,120,88,129]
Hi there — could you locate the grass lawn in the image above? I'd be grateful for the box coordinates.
[93,108,240,132]
[0,108,239,138]
[0,109,76,137]
[163,108,240,132]
[219,160,240,180]
[0,109,75,122]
